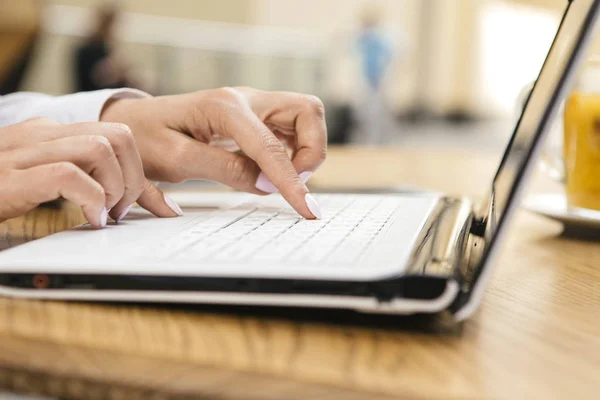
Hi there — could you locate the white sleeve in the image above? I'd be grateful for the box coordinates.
[0,88,150,128]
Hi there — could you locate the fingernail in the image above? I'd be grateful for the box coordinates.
[115,204,133,223]
[99,207,108,227]
[164,194,184,216]
[304,193,323,219]
[299,171,313,184]
[255,172,278,193]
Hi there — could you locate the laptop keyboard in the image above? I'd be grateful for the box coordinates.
[146,195,435,266]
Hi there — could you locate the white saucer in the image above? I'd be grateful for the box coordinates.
[523,193,600,230]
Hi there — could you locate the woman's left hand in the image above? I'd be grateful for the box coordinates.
[100,87,328,219]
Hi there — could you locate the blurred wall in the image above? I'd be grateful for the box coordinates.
[52,0,257,23]
[251,0,421,111]
[19,0,575,118]
[23,0,421,106]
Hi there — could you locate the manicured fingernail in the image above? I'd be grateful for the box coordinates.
[164,194,183,216]
[255,172,278,193]
[299,171,313,184]
[115,204,133,223]
[99,207,108,227]
[304,193,322,219]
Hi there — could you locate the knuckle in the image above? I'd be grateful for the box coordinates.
[218,86,241,101]
[87,135,114,157]
[110,122,132,133]
[216,87,245,112]
[232,85,251,92]
[104,123,134,149]
[303,95,326,117]
[52,162,82,181]
[24,116,60,126]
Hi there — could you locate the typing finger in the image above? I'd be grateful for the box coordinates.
[221,104,317,219]
[0,135,124,210]
[135,179,183,218]
[9,120,147,222]
[0,163,107,227]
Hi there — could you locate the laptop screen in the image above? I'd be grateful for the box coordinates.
[489,0,598,229]
[459,0,600,318]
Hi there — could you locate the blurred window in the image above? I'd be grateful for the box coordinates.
[480,1,560,114]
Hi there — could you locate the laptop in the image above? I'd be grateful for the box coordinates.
[0,0,597,322]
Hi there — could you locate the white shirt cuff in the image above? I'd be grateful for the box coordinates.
[71,88,151,123]
[41,88,151,123]
[0,88,151,127]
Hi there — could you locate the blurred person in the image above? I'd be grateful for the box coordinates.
[355,7,394,145]
[0,87,327,226]
[74,5,141,92]
[0,0,42,94]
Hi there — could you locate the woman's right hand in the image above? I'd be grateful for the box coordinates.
[0,117,182,227]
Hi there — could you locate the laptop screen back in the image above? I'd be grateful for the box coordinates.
[459,0,600,318]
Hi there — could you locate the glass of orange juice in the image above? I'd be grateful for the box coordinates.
[563,60,600,211]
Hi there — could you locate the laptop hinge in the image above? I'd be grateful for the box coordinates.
[469,216,487,237]
[405,196,474,282]
[449,217,488,313]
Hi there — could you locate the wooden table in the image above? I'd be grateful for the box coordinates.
[1,147,599,400]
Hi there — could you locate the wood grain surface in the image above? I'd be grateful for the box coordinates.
[0,146,599,400]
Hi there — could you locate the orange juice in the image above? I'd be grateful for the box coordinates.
[563,90,600,210]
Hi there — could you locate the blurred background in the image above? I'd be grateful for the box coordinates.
[0,0,572,150]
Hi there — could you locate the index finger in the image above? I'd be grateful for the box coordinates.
[224,104,321,220]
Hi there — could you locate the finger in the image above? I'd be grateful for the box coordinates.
[21,116,62,127]
[12,120,123,144]
[253,92,328,174]
[159,132,263,194]
[0,135,125,210]
[12,121,147,222]
[0,117,61,152]
[133,179,183,219]
[291,95,328,173]
[0,163,107,227]
[222,106,317,219]
[98,125,146,222]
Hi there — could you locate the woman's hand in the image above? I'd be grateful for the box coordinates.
[100,87,328,219]
[0,117,181,227]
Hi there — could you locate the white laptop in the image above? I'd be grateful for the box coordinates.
[0,0,597,321]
